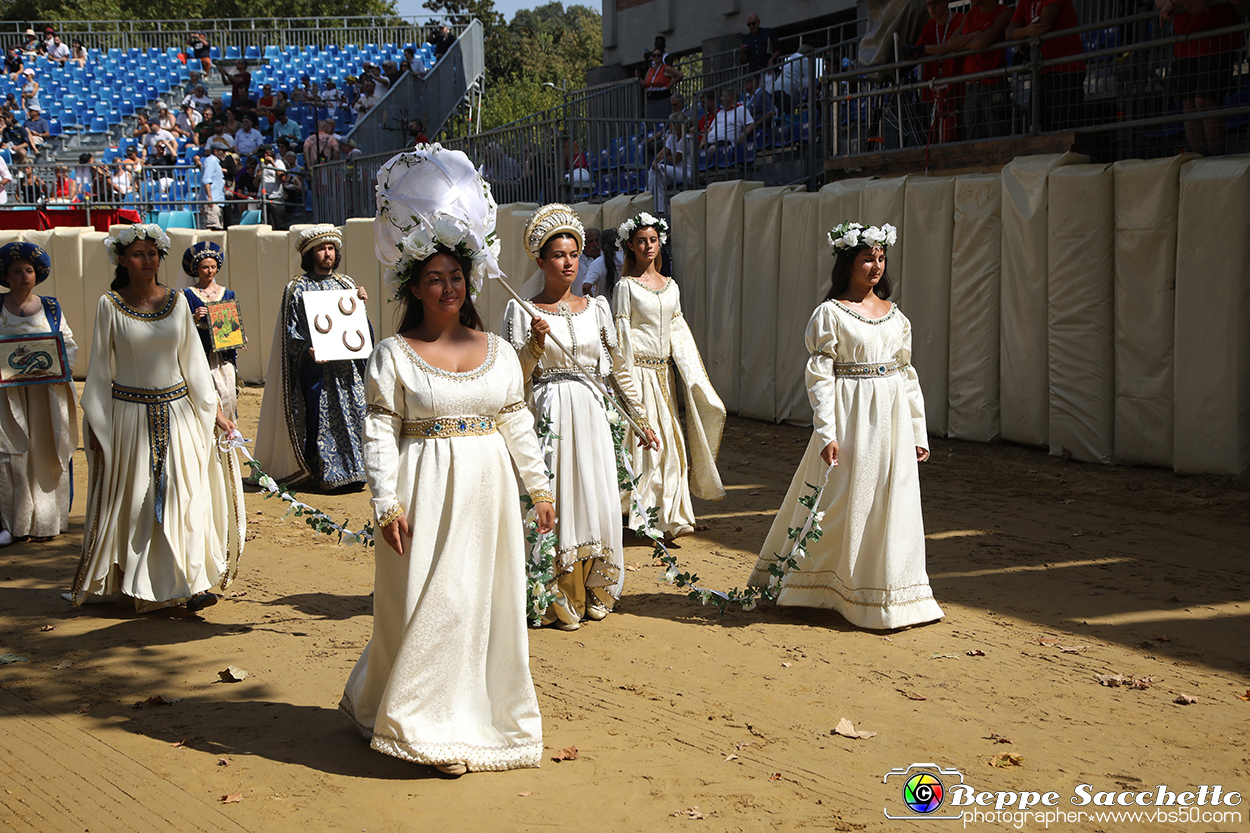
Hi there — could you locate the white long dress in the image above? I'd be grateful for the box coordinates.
[501,297,647,627]
[747,300,944,629]
[340,333,551,771]
[72,290,245,610]
[0,302,78,539]
[613,276,725,538]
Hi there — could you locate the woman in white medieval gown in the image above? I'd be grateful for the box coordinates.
[613,212,725,540]
[72,224,244,614]
[747,222,943,630]
[502,204,655,630]
[341,211,555,775]
[0,242,78,545]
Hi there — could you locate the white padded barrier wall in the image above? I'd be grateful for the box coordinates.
[704,180,763,413]
[252,229,292,386]
[1174,157,1250,475]
[859,176,908,307]
[570,202,603,237]
[948,174,1002,442]
[600,194,636,239]
[998,152,1086,447]
[1111,154,1196,468]
[483,204,538,333]
[1047,164,1114,463]
[48,228,85,378]
[901,176,955,437]
[342,218,383,341]
[775,192,824,426]
[669,189,708,351]
[739,185,799,421]
[818,178,874,251]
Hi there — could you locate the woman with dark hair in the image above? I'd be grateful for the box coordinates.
[0,243,77,546]
[502,204,654,630]
[746,222,942,630]
[341,207,555,775]
[181,242,239,421]
[71,224,243,613]
[614,212,724,541]
[583,227,622,300]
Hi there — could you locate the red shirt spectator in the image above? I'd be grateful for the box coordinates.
[1170,2,1241,57]
[917,6,967,84]
[1009,0,1086,73]
[960,2,1013,77]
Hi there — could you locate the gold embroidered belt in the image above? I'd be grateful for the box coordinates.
[112,381,188,523]
[832,359,909,379]
[633,354,671,370]
[533,369,591,386]
[401,415,497,438]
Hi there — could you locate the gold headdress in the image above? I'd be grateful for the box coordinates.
[522,203,585,262]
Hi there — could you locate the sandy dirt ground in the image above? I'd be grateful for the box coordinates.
[1,385,1248,833]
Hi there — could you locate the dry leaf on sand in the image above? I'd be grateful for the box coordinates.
[39,625,55,632]
[221,792,244,804]
[985,732,1014,744]
[551,746,578,762]
[218,666,248,682]
[768,772,782,781]
[517,791,533,797]
[897,689,927,701]
[672,807,705,819]
[53,660,74,670]
[1174,694,1198,705]
[133,695,182,708]
[1237,690,1250,702]
[74,703,91,714]
[966,649,986,657]
[832,718,877,739]
[989,752,1024,768]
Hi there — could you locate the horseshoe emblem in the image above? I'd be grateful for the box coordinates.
[314,314,333,334]
[338,295,358,316]
[342,330,366,352]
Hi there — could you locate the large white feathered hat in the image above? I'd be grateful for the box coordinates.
[373,143,501,292]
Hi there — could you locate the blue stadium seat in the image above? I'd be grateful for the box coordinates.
[240,209,263,225]
[210,46,221,59]
[225,45,241,60]
[166,210,197,229]
[245,46,260,60]
[264,45,282,60]
[88,115,109,133]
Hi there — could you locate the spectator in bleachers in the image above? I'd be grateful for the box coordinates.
[561,134,591,187]
[24,107,48,157]
[581,228,602,295]
[41,27,56,53]
[1156,0,1246,155]
[200,146,225,229]
[51,165,77,202]
[365,63,390,92]
[902,0,966,143]
[648,112,696,215]
[222,108,241,136]
[205,120,235,152]
[2,93,16,115]
[109,160,134,198]
[194,107,216,146]
[187,33,212,75]
[354,78,382,115]
[70,39,87,67]
[19,69,41,114]
[154,102,179,135]
[150,137,178,167]
[257,143,286,216]
[291,74,313,105]
[235,115,265,156]
[280,150,304,224]
[175,103,201,140]
[740,14,781,72]
[697,89,719,141]
[776,43,815,112]
[142,120,174,159]
[743,74,775,133]
[643,47,683,122]
[258,84,275,110]
[939,0,1012,140]
[0,151,10,205]
[20,30,40,59]
[382,60,402,87]
[303,119,340,163]
[702,87,755,148]
[221,60,252,106]
[121,145,144,176]
[183,84,212,113]
[319,79,344,111]
[400,47,426,77]
[409,119,428,145]
[5,47,22,82]
[429,23,454,59]
[73,152,100,198]
[46,35,70,65]
[1006,0,1086,131]
[230,154,260,206]
[2,112,31,155]
[11,148,44,203]
[272,107,303,144]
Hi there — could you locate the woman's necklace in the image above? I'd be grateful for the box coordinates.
[3,294,36,316]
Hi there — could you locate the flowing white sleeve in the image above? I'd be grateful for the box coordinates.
[597,297,648,431]
[898,312,929,451]
[363,342,404,526]
[58,312,77,372]
[500,298,542,378]
[176,295,217,424]
[611,277,635,371]
[79,295,115,450]
[805,303,839,450]
[495,344,553,505]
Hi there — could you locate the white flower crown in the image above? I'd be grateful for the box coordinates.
[827,221,897,255]
[618,212,668,245]
[104,223,172,266]
[381,210,498,301]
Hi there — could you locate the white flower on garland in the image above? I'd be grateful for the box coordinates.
[618,212,669,245]
[104,222,172,266]
[827,220,897,255]
[387,210,490,300]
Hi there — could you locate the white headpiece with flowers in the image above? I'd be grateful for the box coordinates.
[381,210,491,300]
[618,212,668,245]
[104,223,172,266]
[827,221,897,255]
[374,143,501,298]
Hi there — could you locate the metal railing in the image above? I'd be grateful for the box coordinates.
[2,17,472,55]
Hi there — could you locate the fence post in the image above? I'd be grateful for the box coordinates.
[1029,37,1042,136]
[808,50,818,186]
